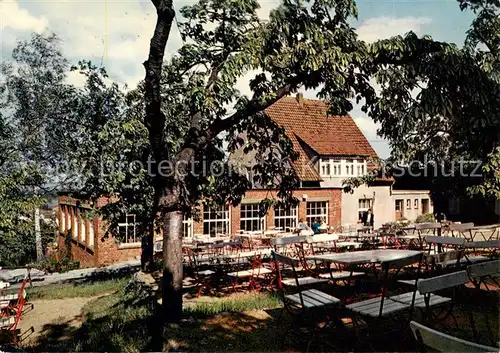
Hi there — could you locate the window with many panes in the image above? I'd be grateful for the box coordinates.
[357,159,365,176]
[319,158,366,177]
[240,203,265,232]
[118,214,139,243]
[345,159,354,176]
[332,161,341,175]
[306,201,328,225]
[274,205,298,231]
[203,205,230,236]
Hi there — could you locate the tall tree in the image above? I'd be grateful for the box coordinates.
[144,0,380,322]
[0,33,78,260]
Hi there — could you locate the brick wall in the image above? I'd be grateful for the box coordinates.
[196,188,342,235]
[95,236,141,266]
[57,195,140,268]
[57,187,342,266]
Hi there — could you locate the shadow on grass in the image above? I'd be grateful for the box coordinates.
[26,278,499,353]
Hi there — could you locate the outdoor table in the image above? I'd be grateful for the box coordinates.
[340,232,379,243]
[306,249,422,266]
[395,234,422,249]
[219,248,272,262]
[465,240,500,248]
[471,224,500,242]
[333,241,362,248]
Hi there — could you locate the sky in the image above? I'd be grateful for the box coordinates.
[0,0,476,159]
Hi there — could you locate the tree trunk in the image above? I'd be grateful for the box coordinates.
[34,207,43,261]
[162,209,183,322]
[141,223,155,272]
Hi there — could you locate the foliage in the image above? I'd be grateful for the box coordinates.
[66,61,154,239]
[415,213,435,223]
[363,0,500,199]
[0,168,53,267]
[0,32,82,263]
[468,147,500,199]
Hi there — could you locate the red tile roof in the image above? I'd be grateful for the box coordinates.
[264,94,379,181]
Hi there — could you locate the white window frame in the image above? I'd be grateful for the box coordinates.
[358,198,373,221]
[118,213,139,243]
[183,214,193,238]
[320,158,367,177]
[345,159,354,176]
[203,205,230,237]
[414,199,419,209]
[406,199,412,210]
[240,203,265,232]
[332,160,341,176]
[274,205,298,231]
[306,201,328,225]
[320,159,331,177]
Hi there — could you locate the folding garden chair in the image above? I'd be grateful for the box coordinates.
[226,252,273,292]
[410,321,497,352]
[448,222,474,241]
[271,249,342,342]
[425,235,465,254]
[345,252,424,344]
[467,259,500,291]
[403,270,470,329]
[270,236,307,257]
[0,269,34,345]
[466,260,500,346]
[398,250,465,288]
[183,247,216,297]
[416,223,441,249]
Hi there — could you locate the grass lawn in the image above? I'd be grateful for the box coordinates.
[27,278,129,300]
[27,277,499,352]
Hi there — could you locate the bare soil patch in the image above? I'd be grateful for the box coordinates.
[18,294,110,346]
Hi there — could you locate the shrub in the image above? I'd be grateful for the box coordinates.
[416,213,435,223]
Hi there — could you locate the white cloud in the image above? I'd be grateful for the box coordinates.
[357,16,432,43]
[2,0,189,88]
[353,116,390,159]
[0,1,48,32]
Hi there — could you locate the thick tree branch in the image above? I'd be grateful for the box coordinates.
[144,0,175,164]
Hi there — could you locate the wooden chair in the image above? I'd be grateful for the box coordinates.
[467,259,500,291]
[425,235,465,253]
[410,270,470,327]
[346,252,423,323]
[398,250,465,288]
[466,260,500,346]
[271,251,340,318]
[448,222,474,241]
[226,251,273,292]
[410,321,497,352]
[270,236,306,257]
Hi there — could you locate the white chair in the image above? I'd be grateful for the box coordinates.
[410,321,497,352]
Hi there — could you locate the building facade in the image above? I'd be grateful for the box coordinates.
[56,93,432,266]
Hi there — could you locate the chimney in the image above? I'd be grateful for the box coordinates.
[296,92,304,107]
